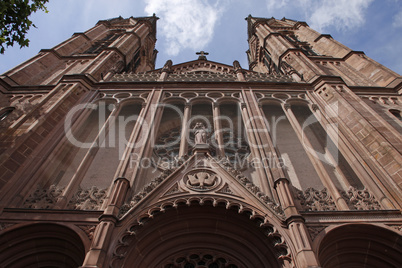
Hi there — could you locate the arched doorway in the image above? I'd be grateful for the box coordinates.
[318,224,402,268]
[0,223,86,267]
[119,204,285,268]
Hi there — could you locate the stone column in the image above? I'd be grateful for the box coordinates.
[238,101,272,197]
[282,103,349,210]
[288,218,321,268]
[80,216,116,268]
[179,103,191,157]
[81,177,130,267]
[308,104,352,190]
[103,177,130,217]
[212,102,225,157]
[274,178,298,217]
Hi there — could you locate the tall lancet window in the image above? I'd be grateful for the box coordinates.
[153,102,184,168]
[82,101,142,189]
[290,104,362,191]
[261,102,323,190]
[219,102,250,166]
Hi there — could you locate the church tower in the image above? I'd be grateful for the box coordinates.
[0,15,401,268]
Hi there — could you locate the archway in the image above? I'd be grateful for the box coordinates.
[318,224,402,268]
[118,204,285,268]
[0,223,86,267]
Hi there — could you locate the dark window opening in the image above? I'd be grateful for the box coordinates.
[0,107,15,121]
[390,109,402,121]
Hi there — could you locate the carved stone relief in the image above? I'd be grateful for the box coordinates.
[68,186,108,210]
[216,156,285,218]
[341,187,382,210]
[307,226,327,241]
[23,185,64,209]
[296,188,337,211]
[78,225,96,240]
[118,169,173,217]
[296,186,382,211]
[216,183,233,195]
[184,170,219,192]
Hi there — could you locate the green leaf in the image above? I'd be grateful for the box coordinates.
[0,0,49,54]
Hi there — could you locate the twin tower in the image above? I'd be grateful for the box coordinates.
[0,15,401,268]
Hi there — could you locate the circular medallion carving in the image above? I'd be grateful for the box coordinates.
[184,170,220,192]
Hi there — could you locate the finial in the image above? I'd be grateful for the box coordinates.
[196,51,209,60]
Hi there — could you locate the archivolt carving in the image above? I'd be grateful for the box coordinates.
[111,198,291,268]
[296,187,336,211]
[23,185,64,209]
[341,187,382,210]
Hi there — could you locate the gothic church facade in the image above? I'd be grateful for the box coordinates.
[0,15,401,267]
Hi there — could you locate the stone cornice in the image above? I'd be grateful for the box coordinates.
[342,50,366,61]
[39,48,96,60]
[71,32,92,41]
[0,208,103,223]
[314,34,333,43]
[301,210,402,224]
[309,75,347,89]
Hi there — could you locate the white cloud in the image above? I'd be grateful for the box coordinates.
[308,0,374,32]
[265,0,373,32]
[393,8,402,28]
[266,0,289,10]
[144,0,227,56]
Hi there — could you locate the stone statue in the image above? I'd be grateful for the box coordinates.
[193,122,207,144]
[161,59,172,72]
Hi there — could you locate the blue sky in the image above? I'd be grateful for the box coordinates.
[0,0,401,75]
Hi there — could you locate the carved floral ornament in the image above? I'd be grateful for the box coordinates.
[184,169,220,192]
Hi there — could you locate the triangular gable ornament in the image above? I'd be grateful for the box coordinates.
[118,149,285,223]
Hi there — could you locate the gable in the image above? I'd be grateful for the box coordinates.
[118,150,286,225]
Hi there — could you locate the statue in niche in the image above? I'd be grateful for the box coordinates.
[193,122,208,144]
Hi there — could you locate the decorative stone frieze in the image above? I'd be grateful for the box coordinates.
[296,188,337,211]
[68,186,108,210]
[23,185,64,209]
[341,187,382,210]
